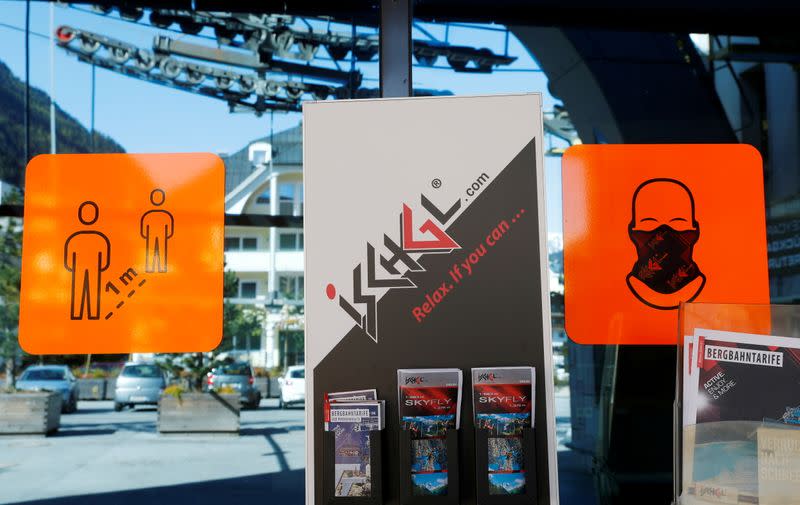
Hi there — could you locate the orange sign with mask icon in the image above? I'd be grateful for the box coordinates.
[562,144,770,345]
[19,153,224,354]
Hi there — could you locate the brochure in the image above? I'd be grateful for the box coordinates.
[397,368,462,496]
[472,366,535,436]
[325,401,384,497]
[397,368,462,435]
[328,389,378,403]
[690,329,800,426]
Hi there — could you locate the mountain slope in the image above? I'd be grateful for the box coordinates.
[0,60,125,185]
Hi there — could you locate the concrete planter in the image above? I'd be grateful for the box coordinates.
[254,377,280,398]
[0,392,61,435]
[77,378,106,400]
[158,392,240,434]
[254,377,267,396]
[104,377,117,400]
[269,377,281,398]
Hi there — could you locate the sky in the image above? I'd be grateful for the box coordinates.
[0,1,565,233]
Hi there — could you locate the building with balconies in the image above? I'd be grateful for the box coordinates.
[220,123,304,369]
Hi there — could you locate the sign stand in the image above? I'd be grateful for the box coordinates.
[304,94,559,505]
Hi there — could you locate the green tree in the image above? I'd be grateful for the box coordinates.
[0,191,22,389]
[221,269,265,352]
[159,267,265,390]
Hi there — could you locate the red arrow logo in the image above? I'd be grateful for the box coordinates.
[402,204,460,251]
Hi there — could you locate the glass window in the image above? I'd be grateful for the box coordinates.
[251,150,266,166]
[278,275,302,300]
[240,282,257,299]
[279,183,295,214]
[289,368,305,379]
[279,184,294,199]
[121,365,162,378]
[279,233,298,250]
[216,363,251,376]
[224,237,240,251]
[10,4,794,504]
[278,276,292,299]
[20,368,67,381]
[256,191,270,205]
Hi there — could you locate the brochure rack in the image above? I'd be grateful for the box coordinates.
[474,427,537,504]
[675,303,800,505]
[399,429,460,505]
[323,429,384,505]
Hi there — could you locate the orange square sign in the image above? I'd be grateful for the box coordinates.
[19,153,224,354]
[562,145,770,345]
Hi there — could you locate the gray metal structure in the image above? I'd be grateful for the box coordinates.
[379,0,412,98]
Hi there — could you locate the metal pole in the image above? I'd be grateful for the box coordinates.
[379,0,412,98]
[49,2,56,154]
[90,63,96,153]
[23,0,31,184]
[350,21,356,98]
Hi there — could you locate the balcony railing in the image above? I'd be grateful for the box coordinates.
[227,295,304,307]
[224,249,303,272]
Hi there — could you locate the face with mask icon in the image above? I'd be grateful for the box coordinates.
[626,178,706,310]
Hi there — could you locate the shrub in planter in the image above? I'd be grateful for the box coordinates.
[0,391,61,435]
[158,385,240,434]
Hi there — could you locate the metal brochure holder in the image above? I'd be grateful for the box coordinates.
[675,303,800,505]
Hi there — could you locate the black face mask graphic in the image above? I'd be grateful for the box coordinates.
[629,224,702,294]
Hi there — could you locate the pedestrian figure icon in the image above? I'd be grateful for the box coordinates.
[64,201,111,320]
[141,189,174,273]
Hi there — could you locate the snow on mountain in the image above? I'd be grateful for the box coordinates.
[547,232,563,255]
[547,232,564,294]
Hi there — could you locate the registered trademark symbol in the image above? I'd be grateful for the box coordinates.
[431,178,442,189]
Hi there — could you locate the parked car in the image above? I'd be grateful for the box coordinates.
[16,365,78,413]
[205,362,261,409]
[114,362,166,411]
[278,365,305,409]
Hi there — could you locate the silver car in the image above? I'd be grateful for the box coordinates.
[205,362,261,409]
[114,362,166,411]
[16,365,78,413]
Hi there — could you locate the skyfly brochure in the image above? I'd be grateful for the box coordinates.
[398,369,463,435]
[398,368,462,496]
[472,366,534,496]
[682,329,800,503]
[472,366,535,436]
[325,400,385,497]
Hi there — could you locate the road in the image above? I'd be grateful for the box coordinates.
[0,399,305,505]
